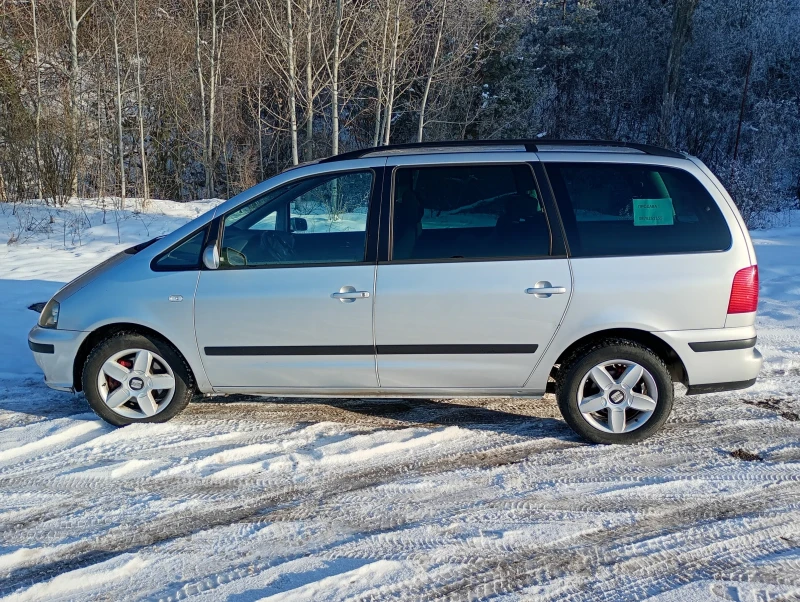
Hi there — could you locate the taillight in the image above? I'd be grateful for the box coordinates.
[728,265,759,314]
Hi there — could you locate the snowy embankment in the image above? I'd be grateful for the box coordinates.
[0,200,799,601]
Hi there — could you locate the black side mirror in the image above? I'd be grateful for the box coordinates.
[290,217,308,232]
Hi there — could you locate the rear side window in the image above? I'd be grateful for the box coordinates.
[391,164,551,261]
[545,163,732,257]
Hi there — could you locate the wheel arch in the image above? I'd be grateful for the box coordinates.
[73,322,198,392]
[552,328,688,385]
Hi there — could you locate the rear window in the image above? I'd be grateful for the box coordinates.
[545,163,732,257]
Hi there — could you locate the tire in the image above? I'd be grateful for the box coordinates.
[82,331,194,426]
[555,339,674,444]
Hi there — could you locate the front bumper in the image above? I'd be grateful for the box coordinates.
[28,325,89,392]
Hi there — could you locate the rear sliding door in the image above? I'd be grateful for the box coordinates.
[374,157,572,391]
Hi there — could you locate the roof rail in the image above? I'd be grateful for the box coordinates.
[318,139,684,162]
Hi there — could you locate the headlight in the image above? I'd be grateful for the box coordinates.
[38,299,60,329]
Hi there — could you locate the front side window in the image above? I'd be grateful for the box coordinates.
[153,228,206,269]
[391,164,551,261]
[545,163,732,257]
[220,170,373,267]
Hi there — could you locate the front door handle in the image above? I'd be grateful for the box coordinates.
[331,285,371,303]
[526,281,567,298]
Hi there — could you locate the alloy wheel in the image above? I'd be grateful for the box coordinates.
[576,359,658,434]
[96,348,176,419]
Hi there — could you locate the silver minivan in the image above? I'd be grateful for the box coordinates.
[28,140,762,444]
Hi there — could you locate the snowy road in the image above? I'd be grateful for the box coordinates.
[1,201,799,601]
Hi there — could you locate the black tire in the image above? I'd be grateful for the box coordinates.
[82,331,194,426]
[555,339,674,444]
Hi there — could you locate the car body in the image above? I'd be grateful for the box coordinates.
[28,140,762,443]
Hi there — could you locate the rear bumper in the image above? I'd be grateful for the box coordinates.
[28,325,89,392]
[686,378,757,395]
[655,326,762,388]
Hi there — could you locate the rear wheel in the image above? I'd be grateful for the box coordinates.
[82,331,194,426]
[556,339,674,444]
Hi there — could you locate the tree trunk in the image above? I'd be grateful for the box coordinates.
[31,0,43,199]
[331,0,342,155]
[383,0,401,145]
[207,0,225,194]
[111,8,126,200]
[304,0,314,161]
[257,6,265,180]
[193,0,209,193]
[97,75,104,199]
[287,0,299,165]
[733,51,753,162]
[418,0,446,143]
[133,0,149,205]
[657,0,701,146]
[67,0,81,198]
[373,1,391,147]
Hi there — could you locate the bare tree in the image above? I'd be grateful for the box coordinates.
[382,0,401,145]
[418,0,446,142]
[31,0,44,198]
[372,1,391,147]
[658,0,701,146]
[132,0,149,205]
[62,0,96,197]
[286,0,299,164]
[330,0,342,155]
[107,0,126,200]
[303,0,315,161]
[194,0,227,194]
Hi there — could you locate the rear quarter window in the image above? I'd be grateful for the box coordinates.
[545,163,732,257]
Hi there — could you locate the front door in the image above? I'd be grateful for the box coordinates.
[195,168,380,391]
[375,159,571,390]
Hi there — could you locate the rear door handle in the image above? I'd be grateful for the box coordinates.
[331,285,371,303]
[526,281,567,298]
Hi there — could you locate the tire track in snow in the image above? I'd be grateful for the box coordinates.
[0,426,574,595]
[366,483,800,600]
[1,388,798,600]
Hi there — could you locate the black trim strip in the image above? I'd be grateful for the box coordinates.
[686,378,757,395]
[688,337,756,352]
[378,344,538,354]
[204,344,539,356]
[205,345,373,356]
[28,340,54,354]
[531,161,568,257]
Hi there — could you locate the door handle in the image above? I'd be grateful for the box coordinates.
[331,285,371,303]
[526,281,567,298]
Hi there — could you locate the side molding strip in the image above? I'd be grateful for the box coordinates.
[204,344,539,356]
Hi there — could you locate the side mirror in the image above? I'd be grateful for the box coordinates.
[202,244,219,270]
[222,247,247,267]
[290,217,308,232]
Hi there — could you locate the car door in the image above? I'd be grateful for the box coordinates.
[194,167,382,391]
[374,155,572,391]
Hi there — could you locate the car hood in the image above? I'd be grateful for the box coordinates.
[52,250,133,304]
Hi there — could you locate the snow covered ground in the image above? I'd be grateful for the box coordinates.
[0,200,799,601]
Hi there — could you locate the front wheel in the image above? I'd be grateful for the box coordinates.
[556,339,674,444]
[82,331,194,426]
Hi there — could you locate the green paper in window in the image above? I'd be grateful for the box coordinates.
[633,198,674,226]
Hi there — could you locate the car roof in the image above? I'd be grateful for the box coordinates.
[314,139,685,163]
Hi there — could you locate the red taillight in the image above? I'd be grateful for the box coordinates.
[728,265,759,314]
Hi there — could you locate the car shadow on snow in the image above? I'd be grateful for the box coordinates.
[189,394,578,441]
